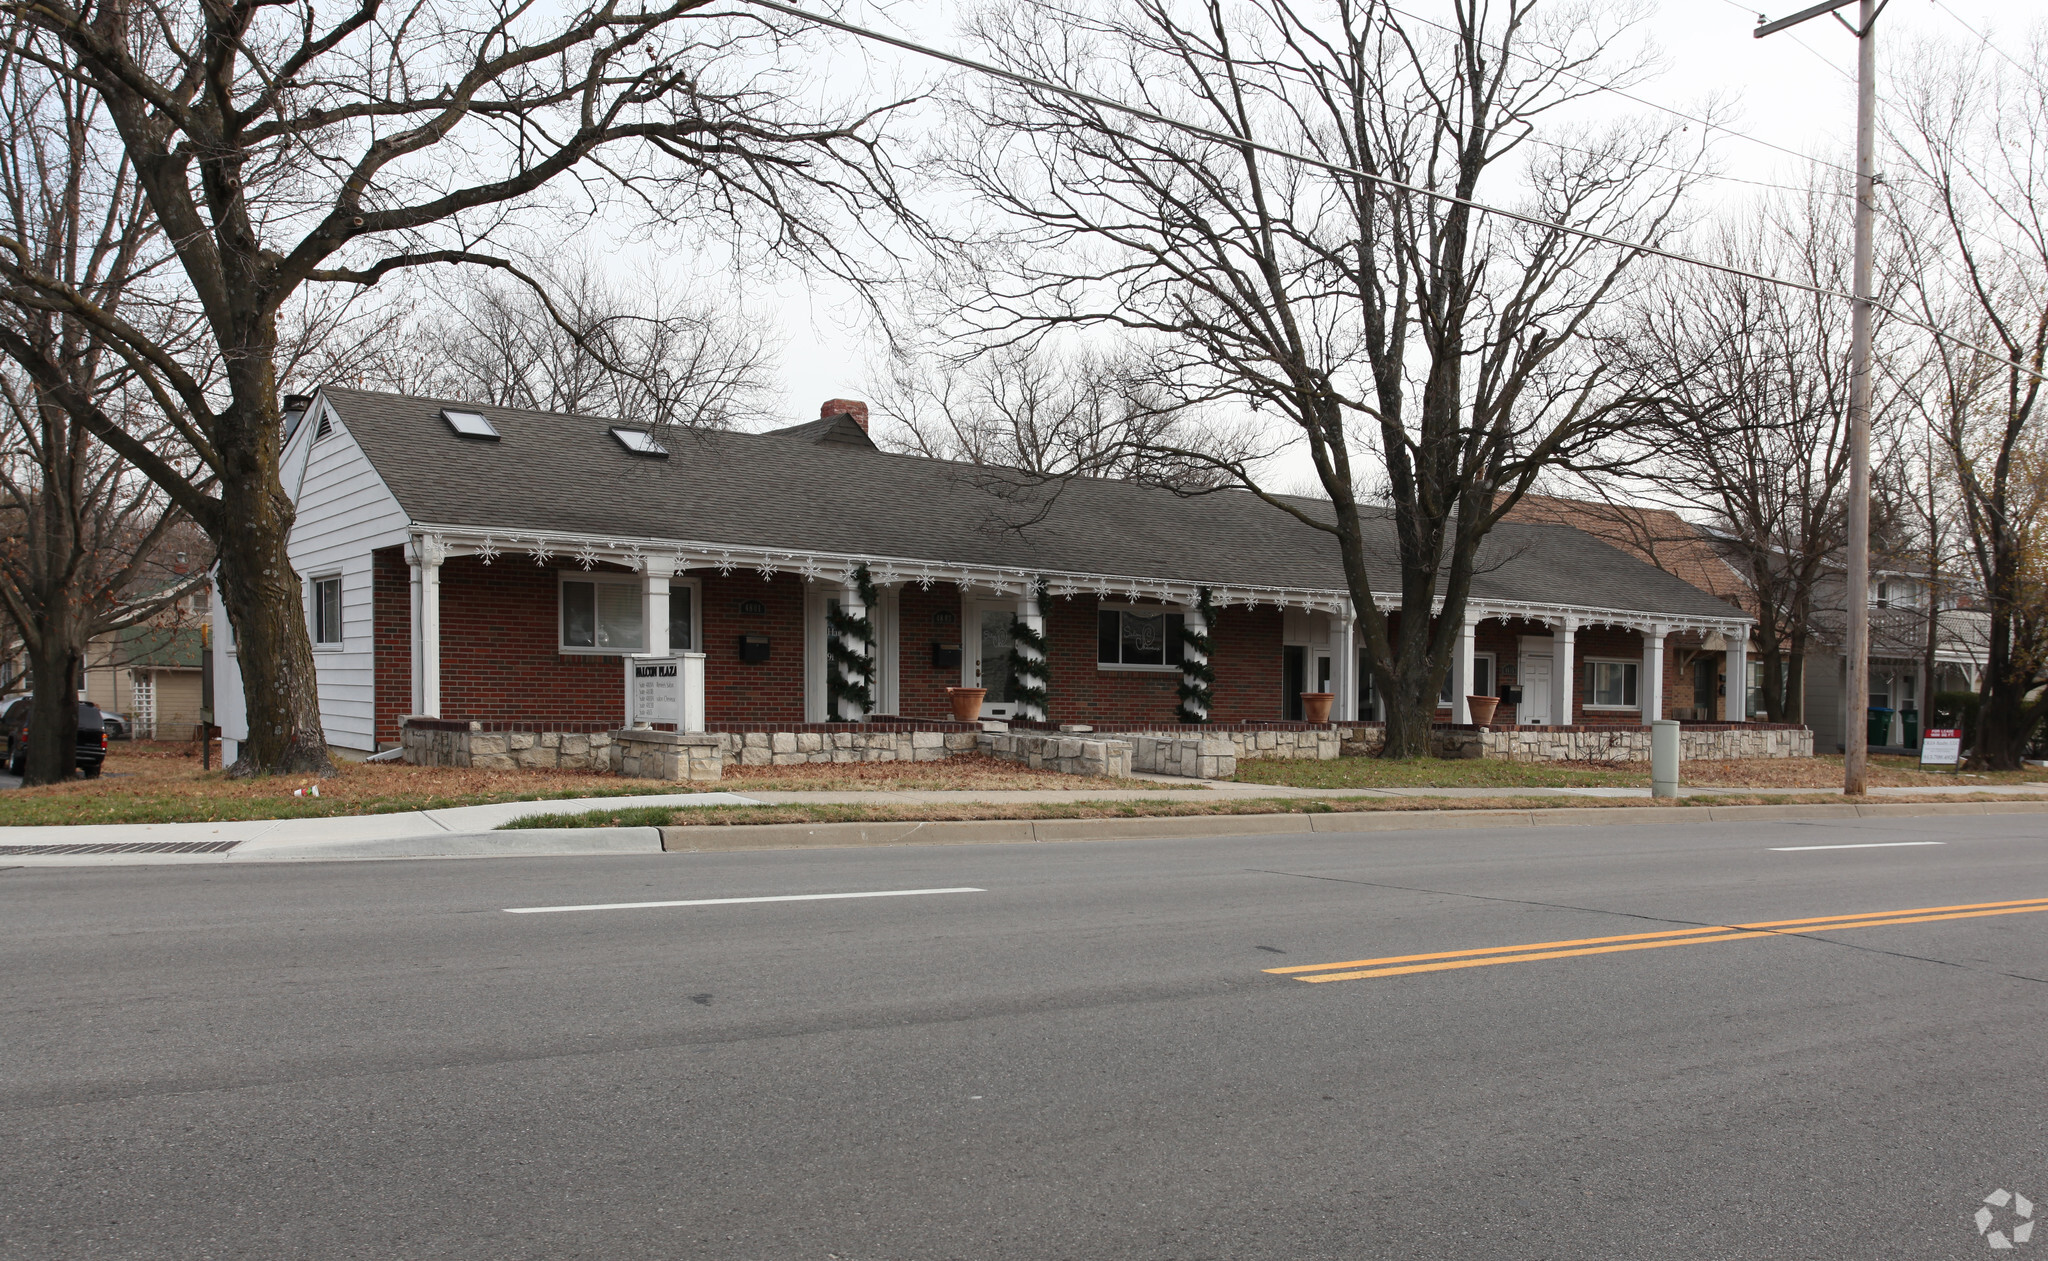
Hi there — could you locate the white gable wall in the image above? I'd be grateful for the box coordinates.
[214,393,413,761]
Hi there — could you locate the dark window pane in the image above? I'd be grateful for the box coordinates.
[1121,612,1165,665]
[1097,611,1120,663]
[669,587,693,652]
[562,581,595,648]
[1166,614,1185,667]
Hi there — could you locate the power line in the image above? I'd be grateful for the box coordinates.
[1928,0,2047,85]
[1715,0,1855,83]
[733,0,2047,386]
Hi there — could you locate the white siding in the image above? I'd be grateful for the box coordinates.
[213,573,247,757]
[285,394,412,753]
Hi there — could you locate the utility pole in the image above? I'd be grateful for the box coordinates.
[1757,0,1882,795]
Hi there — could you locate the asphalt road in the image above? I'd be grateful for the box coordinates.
[4,814,2046,1260]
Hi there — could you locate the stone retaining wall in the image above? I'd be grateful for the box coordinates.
[400,719,616,770]
[980,731,1133,778]
[720,729,982,767]
[1340,722,1813,763]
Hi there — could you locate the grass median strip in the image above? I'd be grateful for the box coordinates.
[492,790,2009,830]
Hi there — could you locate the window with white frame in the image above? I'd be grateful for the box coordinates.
[560,574,646,653]
[310,575,343,646]
[1096,605,1185,669]
[668,583,696,652]
[1438,654,1495,705]
[1583,659,1639,709]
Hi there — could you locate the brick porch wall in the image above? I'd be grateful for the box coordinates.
[372,546,410,747]
[897,581,965,720]
[695,569,804,723]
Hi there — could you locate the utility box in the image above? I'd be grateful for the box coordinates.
[1651,718,1681,798]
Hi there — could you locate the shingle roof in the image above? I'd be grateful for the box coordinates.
[1503,493,1753,608]
[321,387,1747,622]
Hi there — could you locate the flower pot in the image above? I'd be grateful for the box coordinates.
[1300,692,1335,724]
[1466,695,1501,728]
[945,687,987,723]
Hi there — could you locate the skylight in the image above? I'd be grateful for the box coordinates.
[441,409,500,440]
[611,427,669,458]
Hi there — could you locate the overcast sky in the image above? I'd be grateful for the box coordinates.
[745,0,2041,442]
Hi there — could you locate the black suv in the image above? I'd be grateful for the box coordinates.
[2,699,108,778]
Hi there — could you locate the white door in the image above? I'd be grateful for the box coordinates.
[964,600,1018,719]
[1520,653,1552,726]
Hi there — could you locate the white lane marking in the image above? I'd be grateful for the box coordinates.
[503,887,986,914]
[1769,841,1948,852]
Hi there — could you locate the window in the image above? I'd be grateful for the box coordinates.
[560,575,645,653]
[669,584,695,652]
[1358,650,1377,719]
[441,409,500,440]
[611,427,668,457]
[1097,606,1184,669]
[1584,659,1638,709]
[1439,654,1496,705]
[310,576,343,646]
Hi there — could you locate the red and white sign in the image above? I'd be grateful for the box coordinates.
[1920,729,1963,766]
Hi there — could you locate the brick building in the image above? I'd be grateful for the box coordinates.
[211,388,1759,761]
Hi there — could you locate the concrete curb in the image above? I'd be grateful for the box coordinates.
[655,799,2048,852]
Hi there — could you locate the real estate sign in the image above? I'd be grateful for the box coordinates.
[1920,728,1962,767]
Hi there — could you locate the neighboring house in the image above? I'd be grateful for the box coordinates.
[211,388,1760,763]
[83,621,208,740]
[1505,492,1989,752]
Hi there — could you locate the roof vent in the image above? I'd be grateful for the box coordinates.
[441,409,500,440]
[611,427,668,458]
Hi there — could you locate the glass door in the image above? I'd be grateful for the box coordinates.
[967,602,1018,719]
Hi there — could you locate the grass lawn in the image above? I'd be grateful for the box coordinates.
[0,747,1143,827]
[499,790,1936,830]
[1232,753,2048,791]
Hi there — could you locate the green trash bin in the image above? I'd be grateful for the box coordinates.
[1901,707,1919,750]
[1866,707,1895,748]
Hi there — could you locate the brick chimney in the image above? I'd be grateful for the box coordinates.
[821,398,870,433]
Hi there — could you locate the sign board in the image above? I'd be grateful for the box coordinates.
[627,656,682,728]
[1920,728,1962,767]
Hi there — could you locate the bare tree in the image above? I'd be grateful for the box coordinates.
[1611,185,1892,724]
[0,39,206,784]
[940,0,1702,755]
[412,255,780,428]
[0,0,913,774]
[870,341,1254,485]
[1889,35,2048,769]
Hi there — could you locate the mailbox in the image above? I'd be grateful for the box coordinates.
[737,634,771,663]
[932,641,962,669]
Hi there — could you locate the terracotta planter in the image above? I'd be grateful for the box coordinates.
[1466,695,1501,728]
[945,687,987,723]
[1300,692,1335,724]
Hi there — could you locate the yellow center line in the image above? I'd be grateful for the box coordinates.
[1271,897,2048,984]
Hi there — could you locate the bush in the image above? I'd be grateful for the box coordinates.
[1932,690,1981,747]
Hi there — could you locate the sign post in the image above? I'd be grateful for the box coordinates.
[625,652,706,732]
[1919,728,1963,774]
[626,656,682,729]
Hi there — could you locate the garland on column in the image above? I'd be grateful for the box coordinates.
[1008,580,1050,721]
[826,564,877,721]
[1177,587,1216,723]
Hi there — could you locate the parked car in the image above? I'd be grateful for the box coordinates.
[1,699,108,777]
[100,711,131,741]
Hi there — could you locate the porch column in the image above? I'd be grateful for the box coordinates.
[1554,618,1577,726]
[1178,595,1210,722]
[644,554,680,657]
[409,535,444,718]
[1726,629,1748,722]
[1641,624,1667,724]
[1451,607,1476,724]
[836,576,870,722]
[1333,611,1356,721]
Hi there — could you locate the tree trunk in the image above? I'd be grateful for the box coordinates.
[1975,679,2031,770]
[212,461,334,778]
[21,640,81,786]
